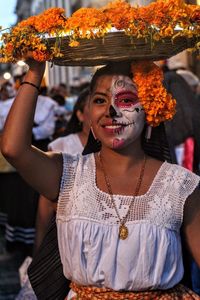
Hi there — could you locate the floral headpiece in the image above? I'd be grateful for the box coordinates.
[132,61,176,127]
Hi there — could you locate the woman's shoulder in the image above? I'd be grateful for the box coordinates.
[61,152,93,167]
[164,160,200,178]
[149,155,200,177]
[148,156,200,189]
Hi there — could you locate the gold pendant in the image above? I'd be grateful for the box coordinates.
[119,224,128,240]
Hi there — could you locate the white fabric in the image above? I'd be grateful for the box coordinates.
[32,95,58,140]
[175,144,185,166]
[0,98,15,132]
[48,134,83,154]
[57,153,199,292]
[176,69,200,87]
[0,96,58,140]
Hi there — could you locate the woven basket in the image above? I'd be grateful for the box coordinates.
[47,31,198,66]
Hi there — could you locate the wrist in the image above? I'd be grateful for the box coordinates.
[20,81,40,92]
[23,70,44,87]
[24,61,46,85]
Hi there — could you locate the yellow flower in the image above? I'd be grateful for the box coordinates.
[69,40,80,47]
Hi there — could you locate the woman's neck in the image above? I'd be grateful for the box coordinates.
[98,140,145,174]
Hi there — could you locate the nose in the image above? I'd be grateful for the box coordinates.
[109,105,117,118]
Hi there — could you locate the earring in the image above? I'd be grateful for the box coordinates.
[145,125,152,140]
[90,126,97,139]
[90,126,101,147]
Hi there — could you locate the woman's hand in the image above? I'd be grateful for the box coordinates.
[26,57,46,73]
[23,53,46,85]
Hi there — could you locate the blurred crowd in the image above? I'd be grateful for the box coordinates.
[0,72,90,253]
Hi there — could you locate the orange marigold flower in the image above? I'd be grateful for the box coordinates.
[5,43,14,54]
[187,5,200,23]
[131,61,176,127]
[32,49,51,62]
[18,8,66,34]
[34,8,66,34]
[69,40,80,47]
[101,0,134,30]
[0,0,199,63]
[66,7,108,39]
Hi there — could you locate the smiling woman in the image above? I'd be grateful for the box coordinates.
[1,55,200,299]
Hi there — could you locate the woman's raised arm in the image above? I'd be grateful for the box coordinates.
[0,59,63,201]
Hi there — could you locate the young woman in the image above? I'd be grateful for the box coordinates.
[1,58,200,299]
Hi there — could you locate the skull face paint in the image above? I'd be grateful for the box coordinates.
[107,75,145,149]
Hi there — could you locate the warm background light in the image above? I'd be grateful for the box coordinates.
[17,60,26,66]
[3,72,11,80]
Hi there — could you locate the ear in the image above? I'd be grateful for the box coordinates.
[76,110,84,123]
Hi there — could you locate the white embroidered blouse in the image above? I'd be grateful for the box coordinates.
[56,153,199,292]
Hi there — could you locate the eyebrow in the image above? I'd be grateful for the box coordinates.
[115,91,138,97]
[92,92,108,97]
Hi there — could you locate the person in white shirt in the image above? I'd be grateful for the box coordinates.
[32,94,58,150]
[0,92,58,150]
[0,84,58,250]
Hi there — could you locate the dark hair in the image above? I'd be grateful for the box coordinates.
[90,61,133,93]
[59,83,67,89]
[39,86,48,96]
[52,94,66,106]
[64,87,90,135]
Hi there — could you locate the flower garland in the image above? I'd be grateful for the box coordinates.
[0,0,199,63]
[131,62,176,127]
[0,8,66,63]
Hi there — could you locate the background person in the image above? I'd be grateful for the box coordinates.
[0,78,58,255]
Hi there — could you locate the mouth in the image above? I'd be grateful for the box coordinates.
[102,122,135,134]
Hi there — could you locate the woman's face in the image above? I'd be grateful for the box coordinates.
[90,74,145,150]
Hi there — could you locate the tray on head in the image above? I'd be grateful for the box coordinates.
[48,31,198,66]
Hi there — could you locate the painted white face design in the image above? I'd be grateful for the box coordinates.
[108,75,145,149]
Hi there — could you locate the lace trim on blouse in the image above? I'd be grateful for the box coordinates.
[57,153,200,232]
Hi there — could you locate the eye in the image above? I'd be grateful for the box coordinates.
[116,98,138,107]
[121,98,135,103]
[93,97,106,104]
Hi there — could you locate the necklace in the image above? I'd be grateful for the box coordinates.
[98,153,146,240]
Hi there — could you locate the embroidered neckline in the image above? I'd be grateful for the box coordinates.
[91,153,167,199]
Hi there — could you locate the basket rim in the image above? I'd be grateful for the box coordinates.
[46,31,199,66]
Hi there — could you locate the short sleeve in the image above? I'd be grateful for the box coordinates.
[57,153,80,221]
